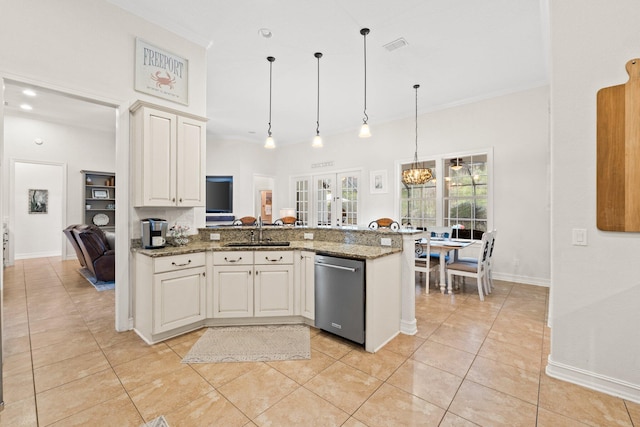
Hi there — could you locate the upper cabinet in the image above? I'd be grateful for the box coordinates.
[131,101,207,207]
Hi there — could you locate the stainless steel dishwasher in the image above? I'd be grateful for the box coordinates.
[314,254,365,344]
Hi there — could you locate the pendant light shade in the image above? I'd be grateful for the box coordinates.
[451,158,463,170]
[265,56,276,149]
[359,28,371,138]
[312,52,323,148]
[402,84,433,186]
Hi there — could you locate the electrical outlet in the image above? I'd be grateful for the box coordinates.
[304,233,314,240]
[210,233,220,241]
[381,237,392,246]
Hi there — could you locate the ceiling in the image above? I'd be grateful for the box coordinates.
[4,1,549,147]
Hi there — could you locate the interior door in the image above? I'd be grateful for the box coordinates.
[313,172,360,227]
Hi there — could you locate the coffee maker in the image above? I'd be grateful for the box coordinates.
[141,218,168,249]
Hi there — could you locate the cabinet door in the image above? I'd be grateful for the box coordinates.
[212,265,254,318]
[299,251,315,320]
[142,108,177,206]
[176,116,206,207]
[153,266,205,333]
[254,264,294,317]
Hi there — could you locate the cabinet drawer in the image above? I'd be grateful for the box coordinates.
[212,251,253,265]
[154,252,205,273]
[254,250,293,265]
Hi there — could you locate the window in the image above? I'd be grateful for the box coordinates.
[444,154,488,240]
[400,152,490,240]
[400,160,436,229]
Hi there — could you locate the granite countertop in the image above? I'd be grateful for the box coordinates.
[134,240,401,260]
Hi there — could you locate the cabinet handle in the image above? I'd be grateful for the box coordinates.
[179,198,183,203]
[171,260,192,267]
[224,256,242,263]
[172,198,176,202]
[265,256,283,262]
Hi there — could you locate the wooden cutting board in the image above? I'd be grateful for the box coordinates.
[597,59,640,231]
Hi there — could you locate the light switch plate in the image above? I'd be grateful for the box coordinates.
[210,233,220,241]
[381,237,392,246]
[572,228,587,246]
[304,233,314,240]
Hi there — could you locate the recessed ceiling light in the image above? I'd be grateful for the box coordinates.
[258,28,273,38]
[20,104,33,111]
[22,89,36,97]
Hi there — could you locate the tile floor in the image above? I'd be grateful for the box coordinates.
[1,257,639,426]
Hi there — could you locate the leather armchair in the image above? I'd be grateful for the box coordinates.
[70,225,115,282]
[63,224,88,267]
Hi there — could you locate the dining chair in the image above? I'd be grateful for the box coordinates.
[446,232,491,301]
[457,229,496,294]
[428,226,454,262]
[414,234,440,293]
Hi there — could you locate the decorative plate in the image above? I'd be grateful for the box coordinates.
[92,213,109,226]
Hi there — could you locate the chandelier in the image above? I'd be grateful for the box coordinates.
[402,84,432,185]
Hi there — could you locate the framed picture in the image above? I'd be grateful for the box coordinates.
[370,170,388,194]
[92,189,109,199]
[135,38,189,105]
[28,189,48,214]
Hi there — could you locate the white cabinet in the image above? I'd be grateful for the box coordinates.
[254,251,294,317]
[211,250,294,318]
[297,250,315,320]
[131,101,206,207]
[211,251,254,318]
[135,252,206,343]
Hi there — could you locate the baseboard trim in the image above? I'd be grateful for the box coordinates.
[400,319,417,335]
[493,272,550,287]
[546,356,640,404]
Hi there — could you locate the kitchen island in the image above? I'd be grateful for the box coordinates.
[133,226,412,353]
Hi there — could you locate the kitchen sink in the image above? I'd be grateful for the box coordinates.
[224,241,291,247]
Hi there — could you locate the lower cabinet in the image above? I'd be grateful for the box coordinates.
[211,250,294,318]
[297,250,315,320]
[153,266,206,333]
[135,252,206,343]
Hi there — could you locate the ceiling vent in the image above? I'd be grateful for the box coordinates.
[383,37,408,52]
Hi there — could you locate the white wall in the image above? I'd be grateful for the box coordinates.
[4,115,116,261]
[13,162,63,259]
[268,86,550,285]
[0,0,207,330]
[548,0,640,402]
[206,138,278,217]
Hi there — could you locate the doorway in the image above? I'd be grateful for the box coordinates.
[10,160,65,261]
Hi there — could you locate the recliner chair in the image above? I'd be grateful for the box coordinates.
[64,224,115,282]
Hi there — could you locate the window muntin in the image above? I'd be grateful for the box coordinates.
[444,154,488,239]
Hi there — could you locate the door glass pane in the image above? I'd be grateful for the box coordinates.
[339,174,358,226]
[294,178,310,225]
[316,177,332,226]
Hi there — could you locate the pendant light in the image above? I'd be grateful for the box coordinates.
[451,158,463,170]
[359,28,372,138]
[402,84,433,185]
[312,52,323,148]
[264,56,276,149]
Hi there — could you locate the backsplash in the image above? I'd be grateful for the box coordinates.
[195,226,405,248]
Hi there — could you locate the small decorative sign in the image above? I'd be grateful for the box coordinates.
[28,189,48,214]
[135,38,188,105]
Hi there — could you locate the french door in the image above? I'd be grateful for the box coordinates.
[292,171,360,227]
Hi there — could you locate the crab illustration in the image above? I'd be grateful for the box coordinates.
[151,71,176,89]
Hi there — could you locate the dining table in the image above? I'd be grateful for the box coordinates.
[417,238,473,294]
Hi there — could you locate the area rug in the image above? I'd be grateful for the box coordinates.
[181,324,311,363]
[141,415,169,427]
[78,267,115,291]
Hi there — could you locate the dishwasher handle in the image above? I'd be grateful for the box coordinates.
[314,261,358,273]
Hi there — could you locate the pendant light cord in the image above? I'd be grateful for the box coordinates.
[267,56,275,137]
[361,28,370,124]
[316,53,321,135]
[414,84,419,164]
